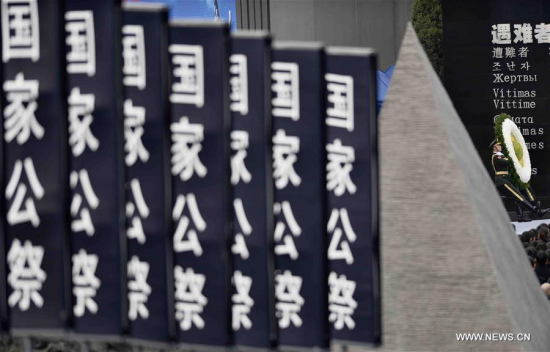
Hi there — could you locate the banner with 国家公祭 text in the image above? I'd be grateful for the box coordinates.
[1,0,71,333]
[271,42,329,349]
[65,0,126,337]
[230,32,277,349]
[168,21,232,347]
[122,3,175,343]
[324,47,381,346]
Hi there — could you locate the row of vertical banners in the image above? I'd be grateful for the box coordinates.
[0,0,380,349]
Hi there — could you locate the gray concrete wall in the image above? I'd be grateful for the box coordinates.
[241,0,414,70]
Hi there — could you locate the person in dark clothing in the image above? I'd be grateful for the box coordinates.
[534,251,550,284]
[528,256,535,269]
[537,227,549,242]
[490,140,549,221]
[536,241,547,252]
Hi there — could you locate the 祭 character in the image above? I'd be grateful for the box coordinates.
[491,113,549,221]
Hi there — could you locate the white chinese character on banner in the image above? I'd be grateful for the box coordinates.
[505,47,516,58]
[328,272,357,330]
[169,44,204,107]
[231,130,252,185]
[271,62,299,120]
[274,201,301,260]
[272,129,301,190]
[230,54,248,115]
[6,158,44,227]
[72,249,100,317]
[7,239,46,311]
[65,11,95,76]
[491,24,511,44]
[173,193,206,256]
[126,179,150,244]
[171,117,207,181]
[514,23,533,44]
[327,208,357,265]
[68,87,99,156]
[174,266,208,331]
[1,0,40,62]
[492,47,503,59]
[232,270,254,331]
[519,47,529,58]
[128,256,151,321]
[326,139,357,196]
[70,169,99,236]
[124,99,149,166]
[3,72,43,144]
[326,73,354,132]
[275,270,304,329]
[535,23,550,43]
[122,25,146,89]
[231,198,253,260]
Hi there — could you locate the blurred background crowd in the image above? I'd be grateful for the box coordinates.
[519,224,550,299]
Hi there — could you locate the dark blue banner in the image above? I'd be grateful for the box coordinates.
[230,32,276,349]
[0,16,5,333]
[168,22,232,347]
[325,48,380,346]
[1,0,71,332]
[271,43,329,349]
[122,3,174,344]
[64,0,126,337]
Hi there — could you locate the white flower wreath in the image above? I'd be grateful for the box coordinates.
[502,119,531,183]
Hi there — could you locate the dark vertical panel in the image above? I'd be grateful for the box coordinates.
[1,0,70,332]
[121,3,174,343]
[0,5,5,332]
[236,0,243,29]
[258,0,263,29]
[65,0,126,337]
[251,0,255,29]
[168,22,232,347]
[254,0,262,29]
[324,47,380,346]
[230,32,276,349]
[271,42,328,349]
